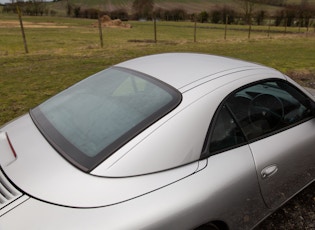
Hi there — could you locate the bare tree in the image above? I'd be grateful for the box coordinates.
[132,0,154,20]
[235,0,257,39]
[235,0,256,24]
[66,0,73,17]
[298,0,315,30]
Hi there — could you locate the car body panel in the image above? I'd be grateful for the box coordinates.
[304,87,315,97]
[249,118,315,208]
[93,68,286,177]
[0,146,267,230]
[116,53,264,92]
[0,115,200,208]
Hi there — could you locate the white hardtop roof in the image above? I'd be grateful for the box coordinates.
[115,53,266,90]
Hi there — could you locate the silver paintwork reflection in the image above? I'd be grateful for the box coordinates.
[0,53,314,230]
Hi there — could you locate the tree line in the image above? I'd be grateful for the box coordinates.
[2,0,57,16]
[2,0,315,28]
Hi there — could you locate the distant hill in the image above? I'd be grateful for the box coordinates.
[39,0,315,18]
[49,0,284,15]
[50,0,315,15]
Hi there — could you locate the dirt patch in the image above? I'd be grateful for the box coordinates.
[127,39,179,45]
[93,15,132,28]
[255,182,315,229]
[0,20,70,28]
[287,69,315,89]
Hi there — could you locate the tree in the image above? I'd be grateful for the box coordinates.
[110,9,129,21]
[199,11,209,23]
[66,0,73,17]
[256,0,286,6]
[132,0,154,20]
[235,0,256,24]
[254,10,266,25]
[210,6,237,24]
[222,6,237,24]
[297,0,315,28]
[210,9,222,24]
[74,5,80,18]
[169,8,187,21]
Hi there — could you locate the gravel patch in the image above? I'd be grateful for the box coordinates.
[255,182,315,229]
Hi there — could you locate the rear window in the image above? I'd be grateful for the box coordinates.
[31,67,181,172]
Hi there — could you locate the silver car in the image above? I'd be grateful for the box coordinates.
[0,53,315,230]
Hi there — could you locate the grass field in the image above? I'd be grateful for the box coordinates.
[0,14,315,125]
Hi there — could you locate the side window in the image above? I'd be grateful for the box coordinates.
[209,105,247,153]
[226,80,313,141]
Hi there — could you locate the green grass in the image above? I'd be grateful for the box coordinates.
[0,15,314,126]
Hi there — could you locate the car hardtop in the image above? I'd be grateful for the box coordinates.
[116,53,268,91]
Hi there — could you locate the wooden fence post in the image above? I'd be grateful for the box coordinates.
[98,13,104,48]
[16,5,28,54]
[267,19,271,37]
[194,15,197,43]
[224,15,228,40]
[153,14,157,43]
[248,21,252,39]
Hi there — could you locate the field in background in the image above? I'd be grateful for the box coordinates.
[46,0,315,14]
[0,15,315,125]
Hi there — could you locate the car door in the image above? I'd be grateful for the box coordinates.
[226,79,315,209]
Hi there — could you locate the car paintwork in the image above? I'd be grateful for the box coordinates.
[0,116,199,208]
[250,120,315,209]
[94,69,286,177]
[0,53,314,230]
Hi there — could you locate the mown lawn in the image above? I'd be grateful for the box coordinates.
[0,15,315,125]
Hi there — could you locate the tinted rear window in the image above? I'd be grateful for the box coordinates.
[31,67,181,172]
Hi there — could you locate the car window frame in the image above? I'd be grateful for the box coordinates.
[201,78,315,159]
[201,98,248,159]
